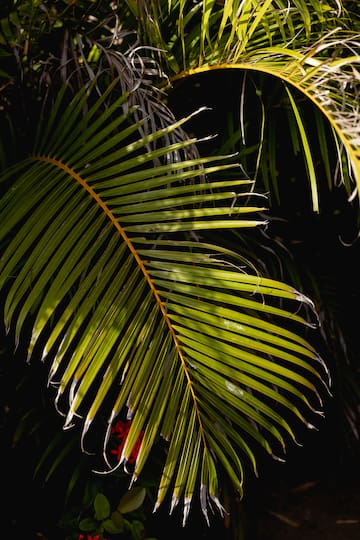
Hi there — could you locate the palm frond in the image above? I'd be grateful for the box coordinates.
[0,84,329,523]
[139,1,360,208]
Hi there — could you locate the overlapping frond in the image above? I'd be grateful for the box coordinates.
[137,0,360,208]
[0,84,329,522]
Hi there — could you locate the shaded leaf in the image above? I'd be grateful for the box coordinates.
[117,487,147,514]
[94,493,111,521]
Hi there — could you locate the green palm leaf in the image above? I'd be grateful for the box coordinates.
[0,84,328,523]
[139,0,360,209]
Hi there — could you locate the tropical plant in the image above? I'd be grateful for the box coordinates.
[0,0,359,532]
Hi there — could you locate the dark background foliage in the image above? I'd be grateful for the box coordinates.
[2,67,359,539]
[1,2,359,539]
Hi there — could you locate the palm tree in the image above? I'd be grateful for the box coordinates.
[0,0,359,531]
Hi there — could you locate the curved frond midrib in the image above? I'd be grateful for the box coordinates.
[169,59,360,200]
[34,153,207,443]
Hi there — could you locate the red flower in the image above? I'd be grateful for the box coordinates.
[78,535,108,540]
[110,420,144,464]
